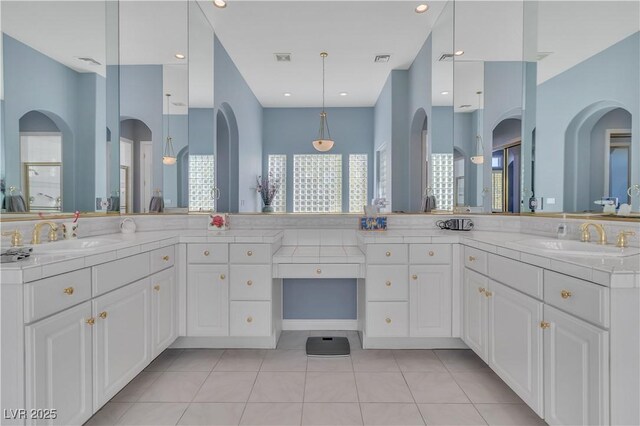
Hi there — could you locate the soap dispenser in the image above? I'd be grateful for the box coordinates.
[557,214,568,239]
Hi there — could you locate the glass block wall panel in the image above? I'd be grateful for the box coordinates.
[189,154,215,212]
[349,154,368,213]
[431,153,454,210]
[268,154,287,212]
[293,154,342,213]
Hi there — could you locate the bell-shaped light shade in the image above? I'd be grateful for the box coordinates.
[470,155,484,165]
[163,155,177,165]
[312,139,335,152]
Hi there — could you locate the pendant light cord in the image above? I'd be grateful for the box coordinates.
[166,94,171,140]
[322,54,326,113]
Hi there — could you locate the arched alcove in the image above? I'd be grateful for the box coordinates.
[492,117,522,213]
[216,103,239,213]
[409,108,428,212]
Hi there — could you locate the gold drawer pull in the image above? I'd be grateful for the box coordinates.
[86,317,95,326]
[220,274,226,280]
[385,251,391,257]
[247,250,253,256]
[63,286,74,295]
[99,311,108,319]
[385,280,392,287]
[385,318,392,324]
[484,291,493,298]
[246,316,253,323]
[154,284,161,291]
[428,251,435,257]
[560,290,572,299]
[478,287,486,294]
[247,280,253,286]
[412,274,418,280]
[163,255,170,261]
[203,250,210,256]
[540,321,551,329]
[468,256,476,262]
[316,268,322,274]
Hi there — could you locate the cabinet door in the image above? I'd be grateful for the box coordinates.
[409,265,452,337]
[463,269,488,362]
[93,279,151,409]
[488,280,543,416]
[151,267,177,357]
[543,305,609,426]
[187,264,229,336]
[25,302,93,426]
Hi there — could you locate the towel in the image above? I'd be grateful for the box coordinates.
[149,196,165,213]
[5,194,27,212]
[422,195,437,213]
[108,196,120,212]
[1,247,32,263]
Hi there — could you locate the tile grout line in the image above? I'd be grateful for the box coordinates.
[394,351,427,426]
[237,350,267,425]
[349,350,365,426]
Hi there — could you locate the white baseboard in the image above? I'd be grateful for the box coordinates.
[282,319,359,331]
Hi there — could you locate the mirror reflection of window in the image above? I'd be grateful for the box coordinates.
[608,133,631,205]
[119,139,133,214]
[20,133,62,212]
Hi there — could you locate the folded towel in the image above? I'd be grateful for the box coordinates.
[5,194,27,212]
[149,196,164,213]
[109,195,120,212]
[1,247,33,263]
[422,195,437,212]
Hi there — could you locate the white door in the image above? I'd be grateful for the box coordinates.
[463,268,488,362]
[25,302,93,426]
[187,264,229,336]
[93,279,151,409]
[488,280,544,416]
[543,305,609,426]
[409,265,452,337]
[140,141,153,213]
[151,267,177,357]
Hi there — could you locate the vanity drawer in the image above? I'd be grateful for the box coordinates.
[230,244,271,264]
[93,252,150,296]
[366,266,408,301]
[366,244,408,265]
[230,301,271,336]
[488,254,543,299]
[464,247,488,275]
[24,268,92,323]
[187,243,228,264]
[544,271,609,328]
[150,246,175,273]
[277,263,360,279]
[410,244,452,265]
[366,302,408,337]
[230,265,271,301]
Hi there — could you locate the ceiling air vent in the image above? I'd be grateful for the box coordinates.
[374,55,391,63]
[77,57,101,66]
[459,104,472,109]
[439,53,454,62]
[274,53,291,62]
[536,52,552,61]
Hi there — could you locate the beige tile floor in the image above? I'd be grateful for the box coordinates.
[85,331,546,426]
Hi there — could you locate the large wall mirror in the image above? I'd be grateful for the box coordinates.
[1,0,119,215]
[522,0,639,215]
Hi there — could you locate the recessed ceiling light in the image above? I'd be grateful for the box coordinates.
[454,50,465,56]
[441,91,449,95]
[175,53,185,59]
[339,92,348,97]
[275,53,291,62]
[283,92,292,97]
[415,4,429,13]
[213,0,227,9]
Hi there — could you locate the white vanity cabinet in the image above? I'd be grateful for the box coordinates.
[410,265,452,337]
[462,268,489,361]
[187,264,229,336]
[150,267,177,357]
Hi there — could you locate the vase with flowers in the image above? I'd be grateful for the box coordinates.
[256,174,281,213]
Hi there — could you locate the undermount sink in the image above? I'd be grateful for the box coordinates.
[507,238,640,257]
[32,237,122,255]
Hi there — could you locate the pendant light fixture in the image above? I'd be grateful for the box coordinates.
[162,93,177,165]
[312,52,334,152]
[470,91,484,165]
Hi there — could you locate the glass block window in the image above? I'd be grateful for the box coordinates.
[293,154,342,213]
[431,153,454,210]
[349,154,368,213]
[268,154,287,212]
[188,155,215,212]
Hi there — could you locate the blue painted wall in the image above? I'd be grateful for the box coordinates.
[214,36,263,212]
[262,107,374,213]
[283,279,357,320]
[188,108,215,155]
[162,114,188,208]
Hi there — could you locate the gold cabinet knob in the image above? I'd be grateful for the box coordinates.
[428,251,435,257]
[63,286,74,295]
[154,284,161,291]
[385,251,391,257]
[247,280,253,286]
[468,256,476,262]
[99,311,108,319]
[560,290,572,299]
[316,268,322,274]
[412,275,418,280]
[247,250,253,256]
[246,316,253,323]
[484,291,493,298]
[86,317,95,326]
[385,280,392,287]
[203,250,210,256]
[220,274,226,280]
[385,318,392,324]
[540,321,551,329]
[478,287,486,294]
[163,255,170,261]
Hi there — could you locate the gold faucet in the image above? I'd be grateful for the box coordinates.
[1,229,23,247]
[580,222,607,245]
[616,231,636,248]
[31,222,59,245]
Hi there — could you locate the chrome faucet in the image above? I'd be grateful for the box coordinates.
[580,222,607,245]
[31,221,59,245]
